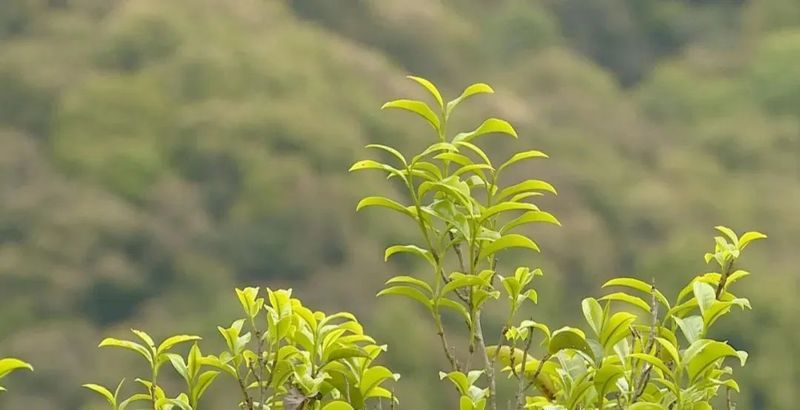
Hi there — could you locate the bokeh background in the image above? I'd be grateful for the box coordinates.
[0,0,798,408]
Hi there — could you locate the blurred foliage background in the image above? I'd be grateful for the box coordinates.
[0,0,797,408]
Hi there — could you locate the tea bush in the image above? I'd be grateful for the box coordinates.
[3,76,765,410]
[83,288,398,410]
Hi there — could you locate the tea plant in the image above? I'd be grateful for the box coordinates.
[84,287,398,410]
[351,76,765,409]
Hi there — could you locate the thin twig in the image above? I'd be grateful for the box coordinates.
[449,231,471,303]
[523,353,554,401]
[434,314,461,371]
[515,326,535,409]
[633,279,660,401]
[475,311,497,410]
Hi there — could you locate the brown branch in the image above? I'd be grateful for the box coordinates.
[515,326,535,409]
[434,314,461,372]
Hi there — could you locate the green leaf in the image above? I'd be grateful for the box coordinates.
[356,196,414,218]
[166,353,189,382]
[447,83,494,114]
[627,402,669,409]
[693,281,716,317]
[439,371,471,395]
[407,75,444,110]
[460,396,474,410]
[702,298,749,329]
[235,287,263,319]
[602,278,670,309]
[549,327,592,357]
[99,338,153,365]
[593,363,623,397]
[82,383,116,407]
[437,298,472,326]
[192,371,219,402]
[0,358,33,379]
[377,286,432,309]
[441,276,486,297]
[599,312,636,351]
[386,276,433,293]
[156,397,192,410]
[478,234,540,260]
[581,298,604,336]
[452,164,493,178]
[360,366,397,398]
[384,244,436,267]
[435,152,473,167]
[382,99,440,131]
[158,335,202,356]
[452,118,517,143]
[367,143,409,165]
[738,231,767,250]
[322,401,355,410]
[119,393,153,409]
[326,346,370,362]
[495,180,557,202]
[714,226,739,246]
[454,141,492,166]
[686,340,746,382]
[480,202,540,221]
[413,142,458,163]
[501,211,561,233]
[656,337,681,365]
[519,320,551,341]
[629,353,673,378]
[674,315,704,344]
[599,292,651,313]
[497,150,549,173]
[131,329,155,349]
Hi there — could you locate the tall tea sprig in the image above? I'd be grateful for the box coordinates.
[352,76,560,410]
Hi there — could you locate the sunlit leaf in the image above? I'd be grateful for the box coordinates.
[382,99,440,131]
[447,83,494,114]
[407,75,444,110]
[452,118,517,143]
[377,286,432,309]
[497,150,549,173]
[356,196,414,218]
[478,234,540,259]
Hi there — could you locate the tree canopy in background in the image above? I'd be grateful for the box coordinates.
[0,0,797,408]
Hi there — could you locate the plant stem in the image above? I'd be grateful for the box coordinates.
[475,311,497,410]
[633,280,659,402]
[434,312,460,371]
[716,259,735,299]
[151,366,158,410]
[515,329,534,409]
[235,369,254,410]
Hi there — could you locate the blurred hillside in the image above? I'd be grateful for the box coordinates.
[0,0,798,408]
